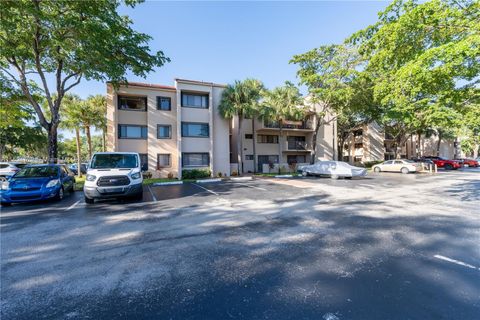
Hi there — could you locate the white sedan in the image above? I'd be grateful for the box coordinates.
[298,161,367,179]
[372,159,419,174]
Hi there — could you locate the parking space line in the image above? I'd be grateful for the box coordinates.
[65,200,81,211]
[234,182,267,191]
[147,185,157,202]
[192,183,219,196]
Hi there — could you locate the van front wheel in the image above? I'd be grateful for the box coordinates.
[85,196,94,204]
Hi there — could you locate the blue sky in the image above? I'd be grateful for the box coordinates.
[72,1,389,99]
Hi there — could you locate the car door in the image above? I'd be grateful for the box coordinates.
[382,160,394,172]
[60,166,73,190]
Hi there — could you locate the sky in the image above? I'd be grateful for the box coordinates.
[71,1,389,99]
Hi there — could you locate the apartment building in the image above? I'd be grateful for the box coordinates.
[230,110,337,174]
[342,122,385,164]
[342,122,462,163]
[106,79,230,179]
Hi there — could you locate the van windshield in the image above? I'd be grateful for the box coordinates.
[90,154,138,169]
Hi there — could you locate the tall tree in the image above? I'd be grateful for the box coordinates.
[291,44,374,163]
[349,0,480,157]
[219,79,264,174]
[60,94,84,177]
[261,82,304,162]
[86,95,107,152]
[0,0,169,163]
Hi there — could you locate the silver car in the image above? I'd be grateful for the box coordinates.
[298,161,367,179]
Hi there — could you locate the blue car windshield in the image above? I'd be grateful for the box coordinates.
[90,154,138,169]
[15,166,58,178]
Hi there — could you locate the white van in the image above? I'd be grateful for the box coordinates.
[84,152,143,204]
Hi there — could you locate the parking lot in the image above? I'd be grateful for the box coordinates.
[1,168,479,319]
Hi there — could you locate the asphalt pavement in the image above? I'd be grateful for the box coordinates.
[1,168,479,319]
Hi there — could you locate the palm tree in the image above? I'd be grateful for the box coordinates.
[74,100,98,161]
[86,95,107,151]
[219,79,263,174]
[60,94,84,177]
[261,82,304,164]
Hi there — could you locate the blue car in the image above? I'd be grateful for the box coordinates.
[0,164,75,206]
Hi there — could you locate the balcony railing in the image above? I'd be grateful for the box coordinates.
[264,119,314,130]
[286,140,311,151]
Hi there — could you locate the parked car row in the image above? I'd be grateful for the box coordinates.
[1,164,76,206]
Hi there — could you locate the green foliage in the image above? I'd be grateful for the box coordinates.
[0,0,169,161]
[181,169,212,180]
[260,82,304,123]
[349,0,480,147]
[219,79,264,119]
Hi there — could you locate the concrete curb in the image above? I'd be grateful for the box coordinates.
[230,176,253,181]
[274,175,293,178]
[152,181,183,186]
[196,178,222,183]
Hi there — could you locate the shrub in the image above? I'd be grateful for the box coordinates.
[167,172,174,179]
[362,160,383,168]
[142,171,152,179]
[217,172,222,177]
[231,170,238,176]
[182,169,211,180]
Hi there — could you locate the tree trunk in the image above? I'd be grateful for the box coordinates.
[436,131,443,157]
[85,125,92,160]
[311,117,321,164]
[237,116,243,175]
[252,118,257,173]
[102,129,106,152]
[47,124,58,164]
[417,132,422,157]
[278,121,283,169]
[75,128,82,178]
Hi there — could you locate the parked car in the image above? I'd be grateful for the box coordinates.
[69,163,88,175]
[0,162,28,179]
[298,161,367,179]
[422,156,462,170]
[0,164,75,206]
[372,159,420,174]
[456,158,479,167]
[83,152,143,204]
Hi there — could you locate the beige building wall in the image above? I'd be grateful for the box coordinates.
[106,79,232,178]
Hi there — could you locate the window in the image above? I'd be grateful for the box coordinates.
[257,134,279,144]
[353,129,363,137]
[182,153,209,167]
[245,155,254,160]
[181,122,209,137]
[384,160,394,165]
[181,93,209,108]
[157,154,171,168]
[354,156,363,162]
[354,143,363,149]
[118,96,147,111]
[245,134,253,139]
[0,164,8,169]
[118,125,147,139]
[139,153,148,170]
[157,125,171,139]
[156,96,171,111]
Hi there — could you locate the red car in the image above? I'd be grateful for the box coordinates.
[422,156,462,170]
[457,158,479,167]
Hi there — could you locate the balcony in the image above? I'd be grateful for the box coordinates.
[261,119,315,131]
[284,140,312,152]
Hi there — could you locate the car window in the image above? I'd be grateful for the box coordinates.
[15,166,59,178]
[404,160,415,163]
[384,161,393,165]
[394,161,403,164]
[0,164,9,169]
[90,154,138,169]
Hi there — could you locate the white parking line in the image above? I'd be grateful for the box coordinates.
[434,254,479,270]
[192,183,219,196]
[147,185,157,202]
[65,200,81,211]
[235,182,267,191]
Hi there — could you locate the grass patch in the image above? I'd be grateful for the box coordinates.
[254,173,300,177]
[74,176,85,191]
[143,178,180,185]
